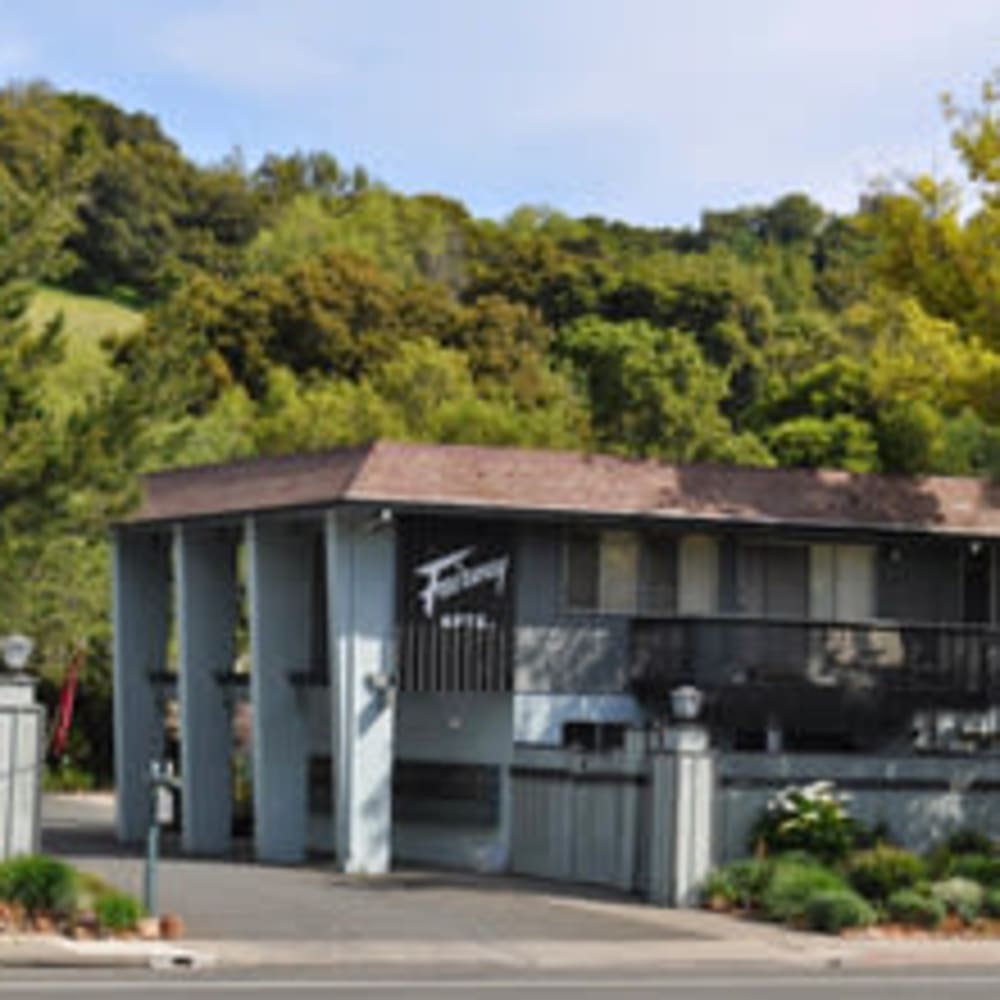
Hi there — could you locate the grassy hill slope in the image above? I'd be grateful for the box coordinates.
[27,287,143,418]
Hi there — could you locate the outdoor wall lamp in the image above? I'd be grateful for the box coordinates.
[0,634,33,673]
[362,507,394,534]
[365,670,396,693]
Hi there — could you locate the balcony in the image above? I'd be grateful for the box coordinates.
[630,616,1000,741]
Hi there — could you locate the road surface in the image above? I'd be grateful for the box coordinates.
[0,967,999,998]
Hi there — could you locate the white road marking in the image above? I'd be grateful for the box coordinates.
[0,976,998,992]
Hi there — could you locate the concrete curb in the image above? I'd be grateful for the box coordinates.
[192,935,1000,971]
[0,935,214,970]
[7,928,1000,972]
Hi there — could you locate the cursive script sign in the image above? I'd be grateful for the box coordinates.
[415,546,510,618]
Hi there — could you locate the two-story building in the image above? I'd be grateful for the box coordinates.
[113,441,1000,875]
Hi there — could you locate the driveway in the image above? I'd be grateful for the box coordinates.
[41,795,706,944]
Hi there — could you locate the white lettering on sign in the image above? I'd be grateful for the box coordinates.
[415,546,510,618]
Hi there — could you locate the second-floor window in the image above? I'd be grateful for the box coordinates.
[564,529,676,615]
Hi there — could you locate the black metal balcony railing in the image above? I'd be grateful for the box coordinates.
[630,615,1000,713]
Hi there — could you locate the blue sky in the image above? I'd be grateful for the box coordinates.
[2,0,997,225]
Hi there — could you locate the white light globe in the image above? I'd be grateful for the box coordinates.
[670,685,703,722]
[0,634,34,672]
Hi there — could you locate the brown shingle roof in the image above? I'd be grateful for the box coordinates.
[127,440,1000,536]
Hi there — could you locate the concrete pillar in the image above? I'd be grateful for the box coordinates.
[247,516,313,863]
[649,725,715,907]
[0,677,43,859]
[113,529,171,843]
[327,509,396,874]
[175,524,238,855]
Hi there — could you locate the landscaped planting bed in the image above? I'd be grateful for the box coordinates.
[0,855,182,940]
[701,780,1000,937]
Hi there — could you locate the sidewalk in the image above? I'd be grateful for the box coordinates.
[8,905,1000,972]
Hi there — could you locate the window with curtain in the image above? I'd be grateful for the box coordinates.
[563,529,676,614]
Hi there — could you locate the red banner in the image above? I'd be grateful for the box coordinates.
[51,648,84,758]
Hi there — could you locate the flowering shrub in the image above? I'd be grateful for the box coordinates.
[931,877,984,923]
[751,781,857,864]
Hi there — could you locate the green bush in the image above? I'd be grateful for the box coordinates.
[0,856,77,916]
[982,888,1000,919]
[75,870,118,911]
[761,860,846,924]
[927,830,996,878]
[42,763,96,794]
[943,830,995,856]
[931,877,984,923]
[846,845,927,902]
[803,888,876,934]
[701,868,737,908]
[945,854,1000,888]
[701,858,772,910]
[752,781,857,863]
[886,888,945,928]
[94,891,144,933]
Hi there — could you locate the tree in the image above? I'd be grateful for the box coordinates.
[556,316,749,462]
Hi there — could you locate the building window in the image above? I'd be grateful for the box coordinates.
[563,529,675,614]
[392,761,501,827]
[565,531,599,610]
[562,721,627,752]
[737,542,809,618]
[599,530,638,613]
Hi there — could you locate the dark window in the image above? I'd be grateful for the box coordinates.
[562,721,627,752]
[566,531,599,610]
[392,761,501,827]
[964,543,991,624]
[564,529,676,615]
[310,534,329,680]
[308,756,333,815]
[639,535,677,614]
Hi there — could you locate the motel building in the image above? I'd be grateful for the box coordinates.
[113,441,1000,899]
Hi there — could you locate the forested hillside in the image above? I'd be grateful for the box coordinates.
[0,73,997,779]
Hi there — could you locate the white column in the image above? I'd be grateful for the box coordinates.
[247,516,312,863]
[327,508,397,875]
[175,524,238,855]
[113,529,171,843]
[649,726,715,907]
[0,679,43,859]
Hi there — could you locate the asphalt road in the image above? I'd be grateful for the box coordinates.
[2,967,1000,998]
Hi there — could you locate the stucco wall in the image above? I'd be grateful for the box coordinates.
[392,692,513,872]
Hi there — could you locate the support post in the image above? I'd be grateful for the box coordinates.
[649,725,715,907]
[113,529,170,844]
[175,525,238,855]
[327,509,396,874]
[247,516,312,863]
